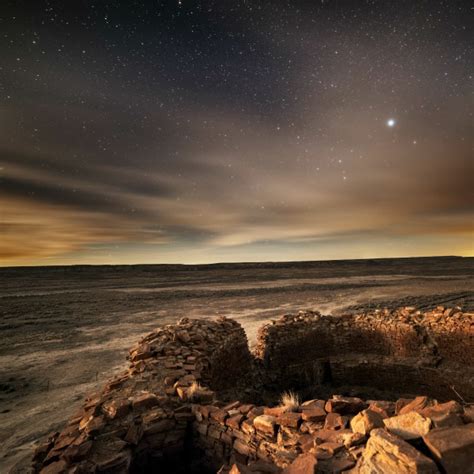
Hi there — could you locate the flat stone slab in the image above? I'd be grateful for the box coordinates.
[383,411,432,439]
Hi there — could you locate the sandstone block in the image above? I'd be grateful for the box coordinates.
[254,415,278,436]
[350,409,384,435]
[383,412,432,439]
[357,428,438,473]
[234,438,253,457]
[131,392,158,410]
[368,400,395,418]
[101,399,130,419]
[278,412,302,428]
[325,396,365,415]
[282,452,317,474]
[399,396,436,415]
[301,407,326,422]
[324,413,347,430]
[226,414,245,430]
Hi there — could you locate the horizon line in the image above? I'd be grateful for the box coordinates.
[0,254,471,270]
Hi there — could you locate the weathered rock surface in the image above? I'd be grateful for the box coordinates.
[350,409,384,435]
[357,428,438,473]
[383,412,432,440]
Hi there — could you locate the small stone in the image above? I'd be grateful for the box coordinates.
[176,330,191,343]
[368,400,395,418]
[301,407,326,422]
[383,412,432,440]
[264,406,288,417]
[39,459,68,474]
[226,414,245,430]
[398,396,435,415]
[233,438,253,457]
[253,415,278,436]
[324,413,347,430]
[101,399,130,419]
[131,392,159,410]
[282,452,317,474]
[317,441,344,456]
[325,396,365,415]
[124,424,143,445]
[278,412,302,428]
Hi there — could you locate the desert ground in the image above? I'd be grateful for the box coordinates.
[1,256,473,472]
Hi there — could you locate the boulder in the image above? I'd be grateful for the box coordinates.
[357,428,438,473]
[423,423,474,473]
[350,409,384,435]
[383,411,432,439]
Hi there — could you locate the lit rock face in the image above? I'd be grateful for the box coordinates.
[32,307,474,473]
[356,428,438,474]
[383,412,432,440]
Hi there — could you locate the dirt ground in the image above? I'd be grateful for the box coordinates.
[1,256,473,472]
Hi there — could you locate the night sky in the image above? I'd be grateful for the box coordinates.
[1,1,472,265]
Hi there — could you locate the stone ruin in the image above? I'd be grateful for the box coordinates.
[33,307,474,474]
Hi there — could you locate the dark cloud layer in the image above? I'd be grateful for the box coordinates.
[0,0,472,265]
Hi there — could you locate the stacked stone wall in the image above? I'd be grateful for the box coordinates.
[33,316,251,473]
[33,307,474,474]
[254,308,474,400]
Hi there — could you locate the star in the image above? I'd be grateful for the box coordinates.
[387,118,396,127]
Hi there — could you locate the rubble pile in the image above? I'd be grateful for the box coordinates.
[199,395,474,473]
[33,307,474,473]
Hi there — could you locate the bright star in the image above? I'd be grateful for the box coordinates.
[387,118,396,127]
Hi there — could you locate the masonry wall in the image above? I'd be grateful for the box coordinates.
[254,308,474,400]
[33,307,474,474]
[33,316,252,473]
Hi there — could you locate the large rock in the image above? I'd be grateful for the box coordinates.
[383,411,432,439]
[423,423,474,473]
[350,409,384,435]
[357,428,438,473]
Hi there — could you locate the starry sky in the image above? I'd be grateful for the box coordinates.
[1,1,472,266]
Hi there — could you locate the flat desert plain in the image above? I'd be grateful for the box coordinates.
[1,256,473,471]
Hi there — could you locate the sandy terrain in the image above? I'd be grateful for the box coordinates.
[1,256,473,472]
